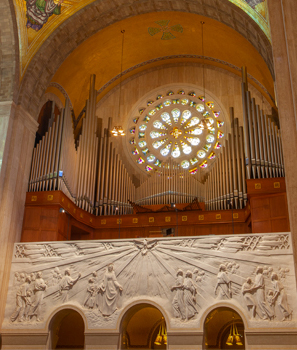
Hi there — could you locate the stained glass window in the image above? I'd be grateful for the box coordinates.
[128,89,225,173]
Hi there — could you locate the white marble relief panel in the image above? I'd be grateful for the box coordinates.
[2,233,296,330]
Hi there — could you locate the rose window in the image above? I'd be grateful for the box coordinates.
[128,90,225,174]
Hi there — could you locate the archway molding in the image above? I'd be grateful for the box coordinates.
[199,301,249,331]
[17,0,273,119]
[116,299,170,333]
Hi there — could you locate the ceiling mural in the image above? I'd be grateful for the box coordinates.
[13,0,270,80]
[14,0,96,76]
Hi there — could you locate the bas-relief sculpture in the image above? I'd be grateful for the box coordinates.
[3,233,297,330]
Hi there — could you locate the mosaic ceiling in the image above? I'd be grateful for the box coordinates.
[13,0,270,78]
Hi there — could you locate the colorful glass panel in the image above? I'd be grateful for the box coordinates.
[188,91,196,97]
[160,143,172,156]
[181,98,189,105]
[180,110,192,125]
[171,143,181,158]
[200,160,208,168]
[189,167,198,174]
[132,148,139,155]
[133,117,139,124]
[185,137,200,146]
[198,95,205,102]
[167,91,174,96]
[163,99,171,107]
[190,157,199,165]
[139,108,145,115]
[186,127,203,135]
[137,157,145,164]
[197,150,206,158]
[217,130,224,138]
[196,104,204,112]
[147,154,156,163]
[138,132,145,138]
[147,100,154,106]
[153,120,166,129]
[150,131,166,139]
[156,94,164,100]
[172,99,180,104]
[217,120,224,128]
[161,112,172,125]
[145,165,153,172]
[214,141,222,149]
[139,124,147,131]
[208,152,216,159]
[156,103,163,111]
[206,134,215,143]
[203,144,211,152]
[181,160,190,169]
[213,111,220,118]
[206,101,215,109]
[178,90,185,95]
[143,115,151,123]
[142,148,150,155]
[130,127,136,134]
[149,109,156,116]
[138,140,147,148]
[130,138,136,145]
[185,117,200,128]
[171,108,181,123]
[152,139,167,149]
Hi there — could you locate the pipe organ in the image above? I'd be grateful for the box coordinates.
[205,69,285,210]
[135,158,204,206]
[29,71,285,216]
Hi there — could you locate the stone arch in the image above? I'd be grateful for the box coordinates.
[46,306,87,350]
[202,305,246,350]
[17,0,273,119]
[118,300,169,349]
[199,302,249,330]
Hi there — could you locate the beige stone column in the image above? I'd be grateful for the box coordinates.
[0,104,38,329]
[268,0,297,285]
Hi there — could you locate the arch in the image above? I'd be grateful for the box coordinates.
[119,301,168,350]
[203,306,245,350]
[117,299,171,332]
[0,0,19,103]
[199,302,249,330]
[17,0,273,119]
[47,306,86,350]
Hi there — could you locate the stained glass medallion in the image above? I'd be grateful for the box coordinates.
[128,90,225,173]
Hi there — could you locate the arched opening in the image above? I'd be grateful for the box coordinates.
[203,307,245,350]
[48,309,85,349]
[120,303,167,350]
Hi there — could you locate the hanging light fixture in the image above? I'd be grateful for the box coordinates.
[111,29,126,137]
[154,319,167,345]
[226,318,243,346]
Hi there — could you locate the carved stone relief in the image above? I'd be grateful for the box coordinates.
[2,233,296,330]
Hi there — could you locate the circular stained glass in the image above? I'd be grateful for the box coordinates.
[128,89,225,173]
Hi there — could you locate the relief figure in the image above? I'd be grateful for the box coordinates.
[253,267,274,320]
[100,264,123,316]
[241,277,256,318]
[10,276,31,322]
[271,273,292,321]
[183,271,198,320]
[59,269,81,303]
[29,271,47,321]
[214,264,232,299]
[171,269,185,320]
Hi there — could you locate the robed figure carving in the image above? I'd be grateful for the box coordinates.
[100,264,123,316]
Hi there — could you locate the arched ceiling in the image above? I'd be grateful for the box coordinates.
[13,0,270,79]
[14,0,274,118]
[47,11,274,115]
